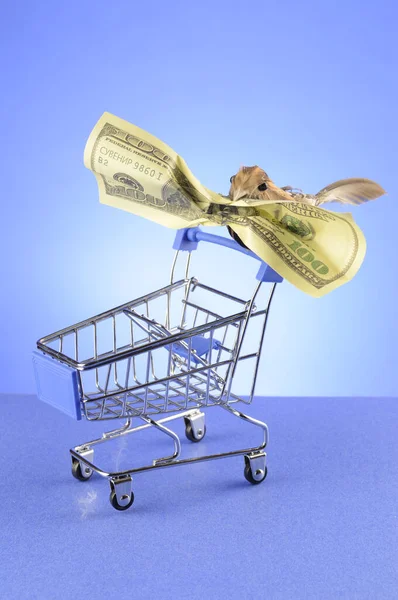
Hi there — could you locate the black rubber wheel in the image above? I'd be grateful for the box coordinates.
[244,460,268,485]
[185,421,206,443]
[110,490,135,511]
[71,459,93,481]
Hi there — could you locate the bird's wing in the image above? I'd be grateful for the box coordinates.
[315,178,386,206]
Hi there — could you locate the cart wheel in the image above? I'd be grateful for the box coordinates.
[185,422,206,443]
[244,464,267,484]
[110,490,135,511]
[243,455,268,485]
[71,458,93,481]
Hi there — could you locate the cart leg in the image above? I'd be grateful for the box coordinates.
[220,404,269,449]
[219,404,269,483]
[71,447,94,481]
[98,418,133,441]
[139,415,182,465]
[109,476,134,511]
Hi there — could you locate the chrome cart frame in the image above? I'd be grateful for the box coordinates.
[33,227,283,510]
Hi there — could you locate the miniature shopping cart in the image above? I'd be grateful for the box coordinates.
[33,227,283,510]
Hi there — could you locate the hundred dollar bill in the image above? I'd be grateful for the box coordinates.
[84,112,367,297]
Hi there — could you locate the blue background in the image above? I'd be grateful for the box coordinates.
[1,0,397,397]
[1,3,397,598]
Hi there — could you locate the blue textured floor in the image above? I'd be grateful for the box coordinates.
[0,395,397,599]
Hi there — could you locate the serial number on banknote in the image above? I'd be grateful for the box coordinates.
[97,154,163,181]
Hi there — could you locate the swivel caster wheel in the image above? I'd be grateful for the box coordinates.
[184,411,206,443]
[110,490,135,511]
[243,453,267,485]
[109,476,134,511]
[71,448,94,481]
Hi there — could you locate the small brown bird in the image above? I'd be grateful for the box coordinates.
[227,165,386,248]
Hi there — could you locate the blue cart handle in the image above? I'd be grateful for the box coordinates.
[173,227,283,283]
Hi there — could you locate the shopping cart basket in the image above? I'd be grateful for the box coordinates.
[33,227,283,510]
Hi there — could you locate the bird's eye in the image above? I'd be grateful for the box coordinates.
[258,183,267,191]
[230,176,235,183]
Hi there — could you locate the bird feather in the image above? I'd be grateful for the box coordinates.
[315,178,386,206]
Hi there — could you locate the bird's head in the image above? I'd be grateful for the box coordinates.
[228,166,270,201]
[228,166,292,202]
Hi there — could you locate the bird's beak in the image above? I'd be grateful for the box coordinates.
[231,188,247,202]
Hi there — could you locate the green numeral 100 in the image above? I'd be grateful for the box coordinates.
[288,241,329,275]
